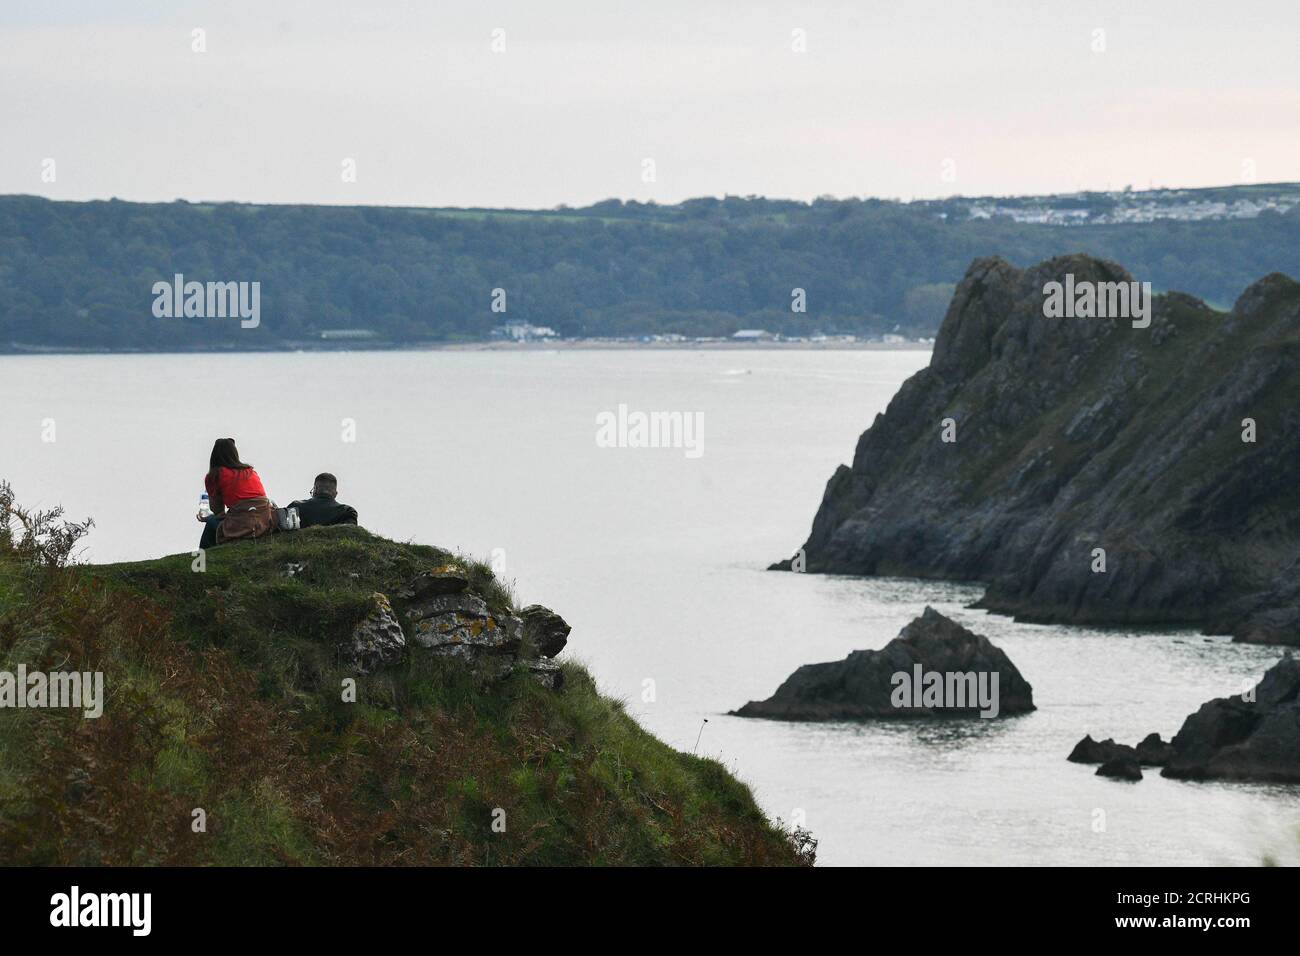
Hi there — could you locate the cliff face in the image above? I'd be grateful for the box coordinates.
[778,255,1300,644]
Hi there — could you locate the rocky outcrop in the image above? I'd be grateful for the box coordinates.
[340,592,407,674]
[408,592,519,658]
[1068,735,1136,765]
[1068,732,1174,767]
[1135,732,1175,766]
[774,255,1300,645]
[1160,655,1300,782]
[730,607,1034,721]
[1069,658,1300,783]
[1097,756,1143,781]
[343,564,570,690]
[524,658,564,692]
[395,564,472,599]
[520,605,571,658]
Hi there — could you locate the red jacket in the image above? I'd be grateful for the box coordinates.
[205,466,267,509]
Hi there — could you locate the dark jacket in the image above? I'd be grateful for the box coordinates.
[288,494,358,529]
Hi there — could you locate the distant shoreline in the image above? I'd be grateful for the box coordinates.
[437,339,932,352]
[1,340,934,357]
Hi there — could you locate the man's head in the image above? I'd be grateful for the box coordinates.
[312,473,339,499]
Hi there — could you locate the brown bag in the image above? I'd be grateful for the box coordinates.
[216,497,275,544]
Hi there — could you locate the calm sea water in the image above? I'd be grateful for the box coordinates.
[2,349,1297,866]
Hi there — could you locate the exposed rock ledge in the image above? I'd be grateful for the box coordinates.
[730,608,1034,721]
[342,562,570,690]
[1070,654,1300,783]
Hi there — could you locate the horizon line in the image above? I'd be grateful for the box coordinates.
[5,180,1298,215]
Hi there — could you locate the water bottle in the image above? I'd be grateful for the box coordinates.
[199,493,212,519]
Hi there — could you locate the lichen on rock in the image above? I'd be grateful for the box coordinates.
[342,564,572,691]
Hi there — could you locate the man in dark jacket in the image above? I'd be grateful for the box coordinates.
[289,473,358,528]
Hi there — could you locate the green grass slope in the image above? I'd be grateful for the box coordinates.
[0,525,809,866]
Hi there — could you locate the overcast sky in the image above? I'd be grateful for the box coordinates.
[2,0,1297,208]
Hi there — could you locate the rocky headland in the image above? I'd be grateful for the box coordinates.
[774,255,1300,646]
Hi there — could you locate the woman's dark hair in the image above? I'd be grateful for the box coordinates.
[208,438,252,476]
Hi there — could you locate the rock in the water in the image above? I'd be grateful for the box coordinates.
[519,604,571,658]
[1068,732,1174,766]
[1067,735,1137,764]
[1096,756,1143,781]
[1161,655,1300,782]
[341,592,406,673]
[1134,732,1175,766]
[730,607,1034,721]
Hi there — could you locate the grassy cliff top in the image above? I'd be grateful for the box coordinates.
[0,525,808,866]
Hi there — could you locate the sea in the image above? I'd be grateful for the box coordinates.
[2,348,1296,865]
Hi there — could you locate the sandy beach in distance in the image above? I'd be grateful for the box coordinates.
[435,338,934,352]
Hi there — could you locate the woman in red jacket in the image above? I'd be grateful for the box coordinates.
[197,438,274,549]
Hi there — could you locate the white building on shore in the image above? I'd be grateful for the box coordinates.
[493,321,559,341]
